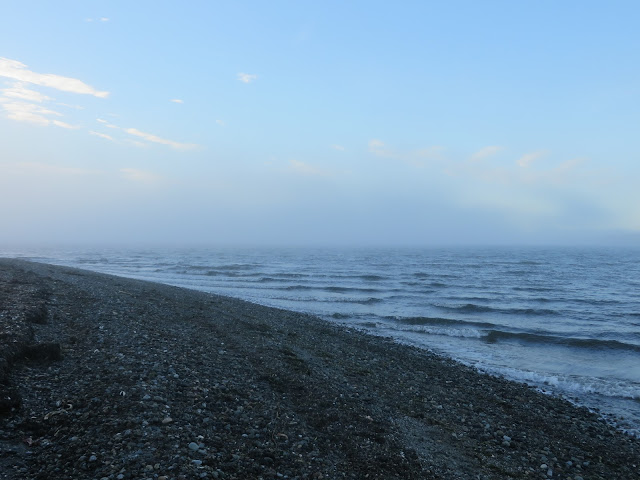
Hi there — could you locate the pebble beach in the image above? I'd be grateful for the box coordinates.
[1,258,639,479]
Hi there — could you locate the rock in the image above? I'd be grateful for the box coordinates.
[24,304,48,324]
[22,343,62,361]
[188,442,199,451]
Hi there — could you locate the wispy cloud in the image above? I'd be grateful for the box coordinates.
[120,168,163,184]
[52,120,80,129]
[1,82,50,103]
[0,57,109,98]
[125,127,198,150]
[56,102,84,110]
[289,159,328,176]
[5,161,103,177]
[369,139,444,167]
[414,146,445,162]
[0,58,199,152]
[90,120,199,150]
[368,139,391,157]
[237,72,258,84]
[0,99,63,126]
[470,145,503,161]
[517,150,547,168]
[216,119,225,126]
[331,144,345,151]
[170,99,184,104]
[90,130,115,141]
[97,118,118,129]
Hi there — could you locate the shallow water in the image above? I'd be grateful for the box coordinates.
[3,245,639,434]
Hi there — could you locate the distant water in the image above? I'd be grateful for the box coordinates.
[3,246,639,435]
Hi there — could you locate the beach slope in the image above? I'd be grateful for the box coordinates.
[0,259,638,479]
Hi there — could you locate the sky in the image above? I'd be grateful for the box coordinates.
[1,1,639,247]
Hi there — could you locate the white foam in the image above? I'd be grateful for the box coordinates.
[476,364,640,400]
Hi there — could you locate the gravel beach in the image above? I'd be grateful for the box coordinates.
[1,258,638,479]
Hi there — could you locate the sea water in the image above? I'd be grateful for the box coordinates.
[3,246,639,435]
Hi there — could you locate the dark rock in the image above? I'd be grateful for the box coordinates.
[24,304,48,324]
[22,343,62,362]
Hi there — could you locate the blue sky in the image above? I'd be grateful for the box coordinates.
[1,1,638,246]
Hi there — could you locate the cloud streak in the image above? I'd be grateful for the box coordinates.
[369,139,444,167]
[125,127,198,150]
[0,99,63,126]
[471,145,503,161]
[90,130,115,141]
[517,150,547,168]
[288,159,328,176]
[120,168,163,184]
[1,82,50,103]
[0,57,109,98]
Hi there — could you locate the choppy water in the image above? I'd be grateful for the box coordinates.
[3,246,639,435]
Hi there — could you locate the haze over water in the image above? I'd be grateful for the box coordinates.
[4,245,639,436]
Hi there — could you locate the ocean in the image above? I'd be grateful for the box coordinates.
[3,245,639,435]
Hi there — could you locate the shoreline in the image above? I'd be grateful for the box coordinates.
[1,258,639,479]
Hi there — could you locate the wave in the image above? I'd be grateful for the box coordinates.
[505,269,531,276]
[438,303,557,316]
[484,330,640,353]
[477,365,640,401]
[331,297,383,305]
[323,286,380,294]
[357,274,388,281]
[517,260,542,266]
[398,324,484,339]
[385,315,496,329]
[512,286,555,292]
[412,272,457,279]
[258,276,298,283]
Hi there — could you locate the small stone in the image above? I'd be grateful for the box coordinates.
[540,464,548,470]
[192,460,203,466]
[143,394,151,401]
[188,442,199,451]
[162,417,173,424]
[89,455,97,462]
